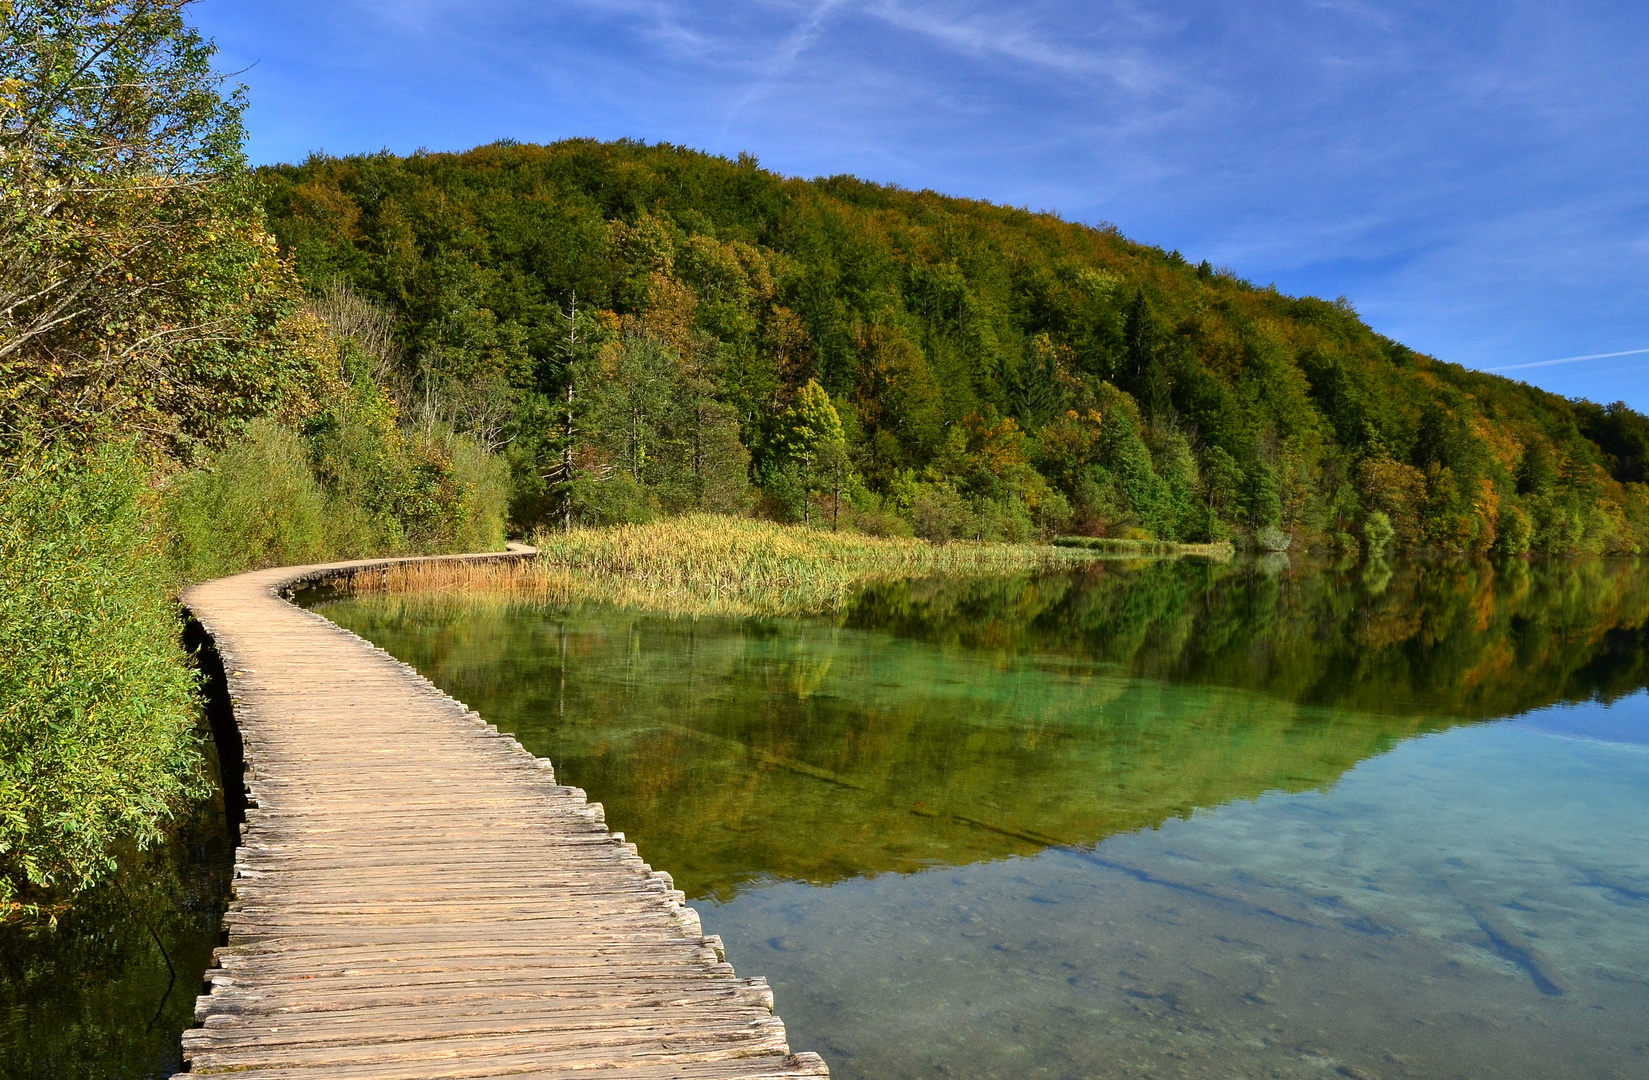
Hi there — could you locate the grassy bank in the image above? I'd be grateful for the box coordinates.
[345,515,1143,617]
[163,416,509,584]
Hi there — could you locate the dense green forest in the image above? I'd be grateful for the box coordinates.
[262,140,1649,554]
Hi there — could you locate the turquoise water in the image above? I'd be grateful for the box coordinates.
[708,714,1648,1079]
[306,559,1649,1079]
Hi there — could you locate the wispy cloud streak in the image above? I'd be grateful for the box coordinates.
[726,0,846,124]
[1489,348,1649,373]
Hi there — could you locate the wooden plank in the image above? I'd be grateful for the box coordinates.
[176,549,826,1079]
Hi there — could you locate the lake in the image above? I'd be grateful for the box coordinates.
[307,557,1649,1080]
[3,556,1645,1079]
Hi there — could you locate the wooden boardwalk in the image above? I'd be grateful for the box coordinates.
[178,551,828,1079]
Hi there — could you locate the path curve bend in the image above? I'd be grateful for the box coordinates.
[177,548,828,1079]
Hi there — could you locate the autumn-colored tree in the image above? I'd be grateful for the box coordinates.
[0,0,316,456]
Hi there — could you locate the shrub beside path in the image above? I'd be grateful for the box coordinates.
[178,546,827,1079]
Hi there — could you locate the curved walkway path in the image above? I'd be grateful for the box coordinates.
[177,549,827,1080]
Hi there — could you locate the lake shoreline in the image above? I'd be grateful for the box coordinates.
[323,515,1231,618]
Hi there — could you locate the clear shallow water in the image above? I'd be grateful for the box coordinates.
[310,559,1649,1079]
[709,722,1648,1079]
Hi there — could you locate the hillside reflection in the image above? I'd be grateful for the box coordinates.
[313,557,1649,901]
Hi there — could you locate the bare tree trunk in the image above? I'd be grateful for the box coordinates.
[694,403,704,496]
[563,378,574,533]
[563,291,576,533]
[833,458,841,531]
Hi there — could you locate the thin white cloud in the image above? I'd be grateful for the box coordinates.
[1489,348,1649,373]
[726,0,847,122]
[861,0,1179,91]
[352,0,472,33]
[1306,0,1394,33]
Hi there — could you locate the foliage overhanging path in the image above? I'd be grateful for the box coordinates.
[177,546,828,1079]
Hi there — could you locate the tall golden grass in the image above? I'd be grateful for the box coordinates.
[1055,535,1236,558]
[342,514,1193,618]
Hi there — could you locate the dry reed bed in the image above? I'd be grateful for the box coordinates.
[344,515,1111,617]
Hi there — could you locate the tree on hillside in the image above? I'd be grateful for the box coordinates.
[566,321,749,525]
[771,379,847,527]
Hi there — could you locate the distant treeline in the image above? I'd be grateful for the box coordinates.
[263,140,1649,553]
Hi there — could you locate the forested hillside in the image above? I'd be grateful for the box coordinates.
[263,139,1649,554]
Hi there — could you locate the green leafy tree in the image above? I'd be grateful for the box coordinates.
[772,379,847,526]
[1246,458,1283,531]
[1201,445,1246,531]
[1085,383,1175,538]
[1147,428,1200,540]
[0,0,315,456]
[570,322,750,523]
[1357,456,1427,547]
[1362,510,1396,559]
[1492,502,1532,556]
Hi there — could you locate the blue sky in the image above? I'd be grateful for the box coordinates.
[195,0,1649,409]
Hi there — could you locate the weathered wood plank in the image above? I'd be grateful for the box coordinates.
[199,1049,830,1080]
[176,549,826,1079]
